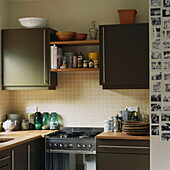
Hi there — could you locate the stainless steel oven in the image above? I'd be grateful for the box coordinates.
[45,127,103,170]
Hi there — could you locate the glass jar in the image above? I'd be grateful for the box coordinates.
[13,120,21,130]
[83,60,88,68]
[94,60,99,68]
[28,113,35,130]
[21,119,29,130]
[42,112,50,129]
[50,112,58,130]
[89,21,98,40]
[72,54,78,68]
[34,112,42,130]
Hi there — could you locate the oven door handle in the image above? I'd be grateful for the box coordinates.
[47,149,96,155]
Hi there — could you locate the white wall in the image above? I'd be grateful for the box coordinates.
[10,0,149,33]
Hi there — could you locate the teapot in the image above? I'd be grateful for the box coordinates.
[3,120,14,132]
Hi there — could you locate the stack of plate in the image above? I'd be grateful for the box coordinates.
[122,121,149,136]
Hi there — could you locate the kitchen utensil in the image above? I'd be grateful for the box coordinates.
[56,31,76,41]
[75,33,87,40]
[18,17,49,28]
[3,120,14,132]
[88,52,99,61]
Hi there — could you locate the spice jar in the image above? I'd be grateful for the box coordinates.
[83,60,88,68]
[21,119,29,130]
[94,60,99,68]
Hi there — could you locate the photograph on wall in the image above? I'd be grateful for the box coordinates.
[163,9,170,17]
[163,30,170,39]
[152,27,161,38]
[164,61,170,69]
[151,113,159,123]
[151,8,161,16]
[162,40,170,49]
[161,113,170,121]
[162,123,170,131]
[163,19,170,29]
[151,125,159,135]
[152,39,161,50]
[151,72,162,80]
[151,61,162,70]
[163,105,170,111]
[151,51,162,59]
[161,133,170,141]
[151,103,162,111]
[163,93,170,102]
[151,94,161,102]
[164,72,170,80]
[151,17,161,26]
[163,0,170,7]
[152,82,162,92]
[165,82,170,92]
[151,0,161,6]
[164,51,170,59]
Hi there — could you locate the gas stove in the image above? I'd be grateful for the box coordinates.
[45,127,103,154]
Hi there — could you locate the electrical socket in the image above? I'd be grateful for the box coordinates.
[26,106,38,114]
[125,107,138,112]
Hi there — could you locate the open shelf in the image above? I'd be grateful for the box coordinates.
[50,40,99,46]
[51,68,99,72]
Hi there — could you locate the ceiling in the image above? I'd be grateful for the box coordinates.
[8,0,44,2]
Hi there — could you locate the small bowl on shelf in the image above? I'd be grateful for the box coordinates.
[75,33,87,40]
[56,31,76,41]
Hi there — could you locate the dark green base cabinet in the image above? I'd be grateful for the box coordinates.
[97,139,150,170]
[0,138,44,170]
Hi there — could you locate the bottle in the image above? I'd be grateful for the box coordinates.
[34,112,42,130]
[89,58,94,68]
[42,112,50,129]
[134,112,139,121]
[50,112,58,130]
[78,52,84,68]
[83,60,88,68]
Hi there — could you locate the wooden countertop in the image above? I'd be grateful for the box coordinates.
[0,130,57,151]
[96,132,150,140]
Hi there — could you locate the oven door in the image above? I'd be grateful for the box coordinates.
[46,153,96,170]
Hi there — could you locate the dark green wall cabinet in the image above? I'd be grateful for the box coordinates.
[2,28,57,90]
[99,23,149,89]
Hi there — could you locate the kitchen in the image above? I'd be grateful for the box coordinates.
[0,0,162,169]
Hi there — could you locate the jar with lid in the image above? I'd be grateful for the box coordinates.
[50,112,58,130]
[94,60,99,68]
[72,53,78,68]
[34,112,42,130]
[42,112,50,129]
[21,119,29,130]
[78,52,84,68]
[83,60,88,68]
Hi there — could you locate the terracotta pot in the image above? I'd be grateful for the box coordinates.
[117,9,137,24]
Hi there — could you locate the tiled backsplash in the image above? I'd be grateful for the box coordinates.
[9,72,149,127]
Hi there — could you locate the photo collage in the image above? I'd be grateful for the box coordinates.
[150,0,170,141]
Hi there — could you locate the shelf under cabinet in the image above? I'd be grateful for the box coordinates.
[50,40,99,46]
[50,68,99,72]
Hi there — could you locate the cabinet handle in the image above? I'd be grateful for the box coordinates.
[43,29,48,84]
[12,150,15,170]
[0,156,10,162]
[102,27,106,83]
[28,145,31,170]
[98,145,150,149]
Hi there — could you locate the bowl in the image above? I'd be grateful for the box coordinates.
[88,52,99,61]
[18,17,49,28]
[75,33,87,40]
[56,31,76,41]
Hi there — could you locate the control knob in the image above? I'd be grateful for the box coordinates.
[59,143,64,148]
[48,143,53,148]
[77,144,81,148]
[54,143,58,148]
[64,144,68,148]
[88,144,93,148]
[83,144,87,148]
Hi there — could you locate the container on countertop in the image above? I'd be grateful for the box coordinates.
[50,112,58,130]
[21,119,29,130]
[34,112,42,130]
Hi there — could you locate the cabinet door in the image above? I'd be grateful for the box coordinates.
[11,143,27,170]
[97,153,149,170]
[0,150,11,170]
[100,23,149,89]
[28,139,42,170]
[2,28,49,88]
